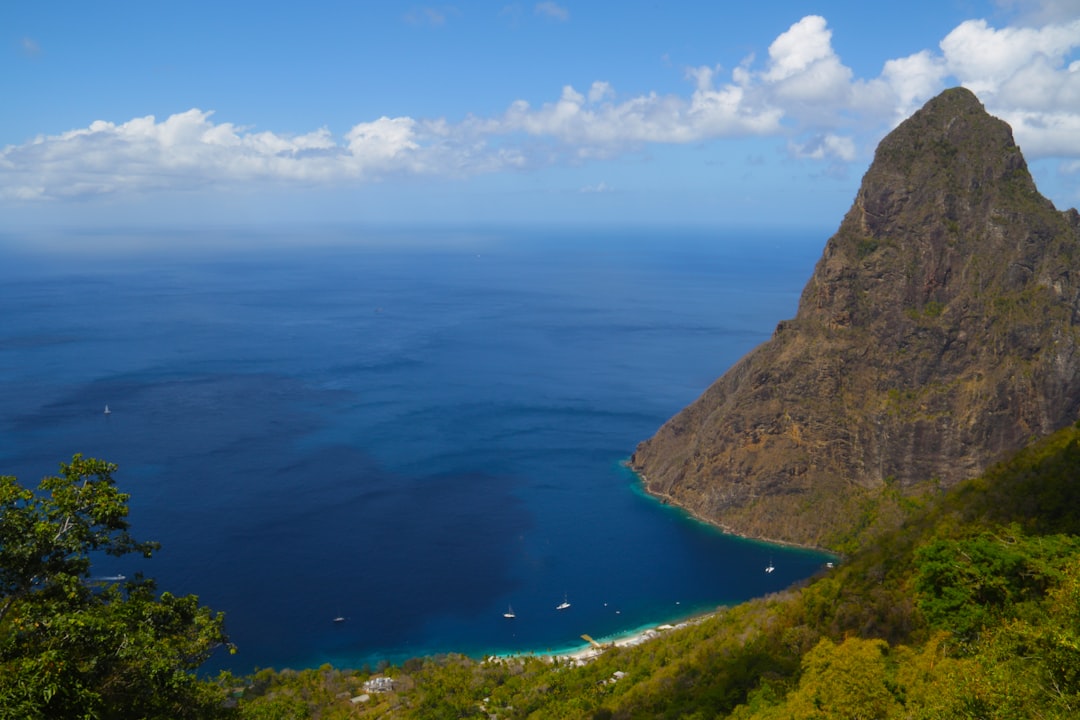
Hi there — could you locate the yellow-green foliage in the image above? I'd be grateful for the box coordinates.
[233,664,390,719]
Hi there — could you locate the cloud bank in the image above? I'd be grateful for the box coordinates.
[2,13,1078,202]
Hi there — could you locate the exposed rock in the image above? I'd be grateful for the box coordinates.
[631,88,1080,547]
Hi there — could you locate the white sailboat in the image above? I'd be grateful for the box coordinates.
[765,558,775,574]
[556,593,571,610]
[103,404,111,415]
[503,605,516,619]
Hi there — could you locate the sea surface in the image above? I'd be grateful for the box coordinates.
[0,225,830,672]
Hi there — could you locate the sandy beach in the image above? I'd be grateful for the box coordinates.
[494,617,712,669]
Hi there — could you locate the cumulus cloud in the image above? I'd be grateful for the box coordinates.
[880,50,949,118]
[588,81,615,104]
[3,12,1079,203]
[941,18,1080,96]
[763,14,853,105]
[995,110,1080,157]
[495,80,781,148]
[938,17,1080,157]
[0,110,518,201]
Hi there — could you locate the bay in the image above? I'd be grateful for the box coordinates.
[0,226,829,672]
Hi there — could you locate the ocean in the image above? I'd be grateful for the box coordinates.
[0,225,830,672]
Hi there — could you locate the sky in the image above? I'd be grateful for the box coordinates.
[2,0,1080,233]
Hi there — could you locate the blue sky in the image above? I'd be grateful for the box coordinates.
[2,1,1079,232]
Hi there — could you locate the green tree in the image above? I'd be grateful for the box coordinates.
[778,637,904,720]
[0,455,233,719]
[914,529,1076,644]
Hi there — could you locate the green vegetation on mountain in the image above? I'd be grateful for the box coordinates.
[631,87,1080,547]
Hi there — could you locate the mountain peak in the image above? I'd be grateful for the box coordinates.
[631,88,1080,547]
[871,87,1025,197]
[855,84,1034,234]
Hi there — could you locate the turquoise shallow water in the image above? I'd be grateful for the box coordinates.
[0,226,830,671]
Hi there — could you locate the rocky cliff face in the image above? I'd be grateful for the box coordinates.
[631,88,1080,547]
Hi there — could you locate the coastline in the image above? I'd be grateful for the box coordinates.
[509,584,800,668]
[476,462,838,667]
[309,483,837,676]
[493,612,716,667]
[625,461,837,555]
[332,465,838,675]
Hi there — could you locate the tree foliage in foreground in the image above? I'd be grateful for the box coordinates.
[0,455,232,720]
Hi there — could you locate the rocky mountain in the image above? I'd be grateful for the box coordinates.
[630,87,1080,547]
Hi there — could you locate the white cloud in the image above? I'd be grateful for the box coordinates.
[345,118,420,166]
[753,15,862,137]
[995,109,1080,157]
[790,133,857,162]
[936,17,1080,162]
[941,18,1080,97]
[3,12,1080,204]
[588,81,615,104]
[0,110,487,200]
[763,16,837,84]
[493,76,783,149]
[880,50,949,119]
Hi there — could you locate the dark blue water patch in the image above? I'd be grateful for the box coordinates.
[204,464,533,671]
[0,227,830,672]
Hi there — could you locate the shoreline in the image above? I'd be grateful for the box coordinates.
[267,464,836,676]
[477,466,840,669]
[492,611,716,667]
[625,462,837,555]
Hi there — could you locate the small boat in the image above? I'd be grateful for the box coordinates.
[556,593,571,611]
[503,605,516,619]
[332,616,346,623]
[103,405,111,415]
[765,559,775,574]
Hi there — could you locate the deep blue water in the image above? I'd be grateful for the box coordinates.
[0,226,829,672]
